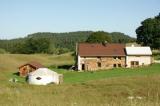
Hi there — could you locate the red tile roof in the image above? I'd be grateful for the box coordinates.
[19,61,44,69]
[78,43,126,56]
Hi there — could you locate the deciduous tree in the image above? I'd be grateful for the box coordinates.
[136,13,160,49]
[86,31,112,43]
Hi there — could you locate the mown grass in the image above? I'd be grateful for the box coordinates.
[50,64,160,83]
[6,64,160,84]
[0,54,160,106]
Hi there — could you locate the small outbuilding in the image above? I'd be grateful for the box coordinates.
[125,46,152,67]
[19,61,44,77]
[28,68,62,85]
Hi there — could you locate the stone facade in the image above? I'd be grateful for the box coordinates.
[79,56,126,71]
[77,43,152,71]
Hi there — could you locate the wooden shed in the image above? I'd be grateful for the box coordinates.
[18,62,44,77]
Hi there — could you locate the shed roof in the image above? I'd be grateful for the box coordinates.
[125,47,152,55]
[19,61,44,69]
[78,43,126,56]
[29,68,58,76]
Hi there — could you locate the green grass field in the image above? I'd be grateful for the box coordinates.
[0,54,160,106]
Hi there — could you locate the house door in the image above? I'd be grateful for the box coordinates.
[82,64,85,70]
[131,61,139,67]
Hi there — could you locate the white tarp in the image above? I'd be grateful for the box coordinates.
[28,68,60,85]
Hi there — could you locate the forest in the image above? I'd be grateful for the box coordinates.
[0,31,135,54]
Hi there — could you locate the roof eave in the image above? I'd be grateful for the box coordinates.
[127,54,152,56]
[78,55,126,57]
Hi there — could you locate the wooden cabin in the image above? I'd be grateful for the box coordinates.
[19,62,44,77]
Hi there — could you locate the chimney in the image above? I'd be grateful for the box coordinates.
[102,41,108,46]
[131,44,135,47]
[76,43,78,55]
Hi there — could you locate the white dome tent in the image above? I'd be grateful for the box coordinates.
[28,68,60,85]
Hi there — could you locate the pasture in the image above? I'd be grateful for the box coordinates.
[0,53,74,71]
[0,54,160,106]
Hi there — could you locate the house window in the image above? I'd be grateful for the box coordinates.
[97,62,101,67]
[36,77,42,80]
[131,61,134,66]
[113,57,121,60]
[118,64,121,67]
[113,57,117,59]
[97,56,101,59]
[118,57,121,60]
[135,61,139,65]
[113,64,117,67]
[131,61,139,67]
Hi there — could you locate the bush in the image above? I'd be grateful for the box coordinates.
[0,48,8,54]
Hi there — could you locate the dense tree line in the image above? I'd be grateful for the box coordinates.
[0,31,135,54]
[136,13,160,49]
[110,32,136,43]
[86,31,112,43]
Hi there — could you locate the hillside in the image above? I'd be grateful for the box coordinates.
[0,53,74,71]
[0,31,135,54]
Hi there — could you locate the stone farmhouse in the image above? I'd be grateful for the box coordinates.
[77,43,152,71]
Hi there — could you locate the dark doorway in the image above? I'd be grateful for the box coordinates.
[113,64,117,68]
[97,62,101,67]
[82,64,85,70]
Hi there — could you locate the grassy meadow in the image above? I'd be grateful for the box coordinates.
[0,53,74,71]
[0,53,160,106]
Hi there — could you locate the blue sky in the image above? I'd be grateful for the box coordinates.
[0,0,159,39]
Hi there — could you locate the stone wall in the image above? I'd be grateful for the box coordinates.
[80,56,126,71]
